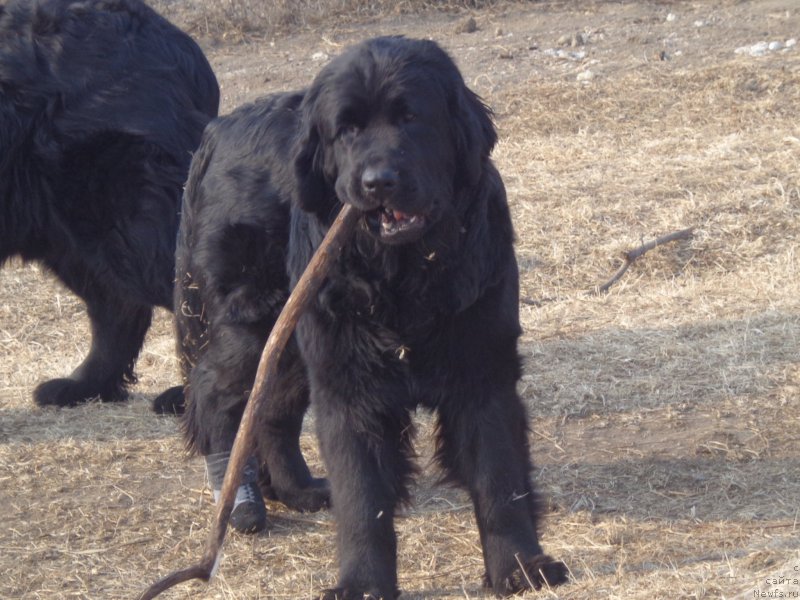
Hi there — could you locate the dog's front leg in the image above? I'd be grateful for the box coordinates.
[436,384,569,596]
[312,392,413,600]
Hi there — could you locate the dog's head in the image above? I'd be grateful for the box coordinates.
[293,36,497,245]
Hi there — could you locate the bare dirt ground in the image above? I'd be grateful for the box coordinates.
[2,1,799,598]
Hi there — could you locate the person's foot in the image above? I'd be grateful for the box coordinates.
[206,452,267,534]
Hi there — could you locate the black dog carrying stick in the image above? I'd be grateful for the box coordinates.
[138,204,360,600]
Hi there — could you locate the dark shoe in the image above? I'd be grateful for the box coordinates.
[228,481,268,533]
[205,452,267,534]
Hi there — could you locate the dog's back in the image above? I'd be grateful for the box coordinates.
[175,92,305,377]
[0,0,218,183]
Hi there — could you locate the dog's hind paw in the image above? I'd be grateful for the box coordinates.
[151,385,185,415]
[33,377,126,407]
[261,476,330,513]
[491,554,569,596]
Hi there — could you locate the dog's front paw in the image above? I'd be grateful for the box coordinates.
[490,554,569,596]
[314,586,399,600]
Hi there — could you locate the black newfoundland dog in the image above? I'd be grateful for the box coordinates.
[0,0,219,410]
[177,36,568,598]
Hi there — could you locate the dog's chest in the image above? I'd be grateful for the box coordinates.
[321,254,446,332]
[321,264,454,366]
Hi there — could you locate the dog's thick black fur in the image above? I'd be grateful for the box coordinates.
[178,36,568,598]
[0,0,219,410]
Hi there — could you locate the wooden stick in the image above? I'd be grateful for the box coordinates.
[593,226,694,294]
[519,227,694,307]
[138,204,361,600]
[520,226,695,306]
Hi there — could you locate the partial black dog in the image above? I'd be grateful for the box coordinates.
[178,36,568,597]
[0,0,219,410]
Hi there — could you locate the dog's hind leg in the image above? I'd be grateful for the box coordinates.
[255,340,329,513]
[33,283,152,407]
[31,132,182,408]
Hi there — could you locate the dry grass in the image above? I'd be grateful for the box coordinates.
[2,0,800,598]
[149,0,510,40]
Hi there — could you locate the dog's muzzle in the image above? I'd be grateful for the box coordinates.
[358,165,428,243]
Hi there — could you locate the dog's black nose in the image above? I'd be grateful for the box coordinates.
[361,166,398,197]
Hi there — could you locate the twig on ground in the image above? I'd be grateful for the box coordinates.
[592,227,695,295]
[520,226,695,305]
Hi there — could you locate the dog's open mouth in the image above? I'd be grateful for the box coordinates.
[365,206,427,242]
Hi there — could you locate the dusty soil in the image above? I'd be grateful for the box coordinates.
[1,1,799,598]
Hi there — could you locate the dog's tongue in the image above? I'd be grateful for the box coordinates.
[393,210,409,221]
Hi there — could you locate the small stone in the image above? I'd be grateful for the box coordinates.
[311,51,328,62]
[576,69,594,83]
[666,13,677,22]
[558,32,588,47]
[768,41,783,51]
[737,41,771,57]
[455,16,478,34]
[786,38,797,48]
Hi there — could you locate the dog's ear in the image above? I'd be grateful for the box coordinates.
[452,83,498,188]
[291,90,331,214]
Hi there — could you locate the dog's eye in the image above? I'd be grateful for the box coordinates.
[337,124,360,139]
